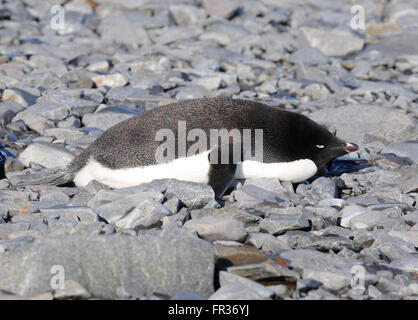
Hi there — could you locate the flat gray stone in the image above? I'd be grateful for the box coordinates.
[41,206,99,223]
[171,290,205,300]
[259,214,310,235]
[92,73,128,88]
[388,230,418,248]
[267,284,289,298]
[400,283,418,297]
[106,87,161,108]
[202,0,241,19]
[242,178,299,203]
[0,237,35,253]
[233,185,293,206]
[299,27,365,56]
[115,200,171,229]
[37,91,99,116]
[91,191,164,224]
[0,101,24,126]
[289,47,329,65]
[310,104,418,145]
[280,249,358,291]
[0,234,214,298]
[39,186,70,200]
[209,283,264,300]
[382,142,418,163]
[86,185,161,208]
[349,208,410,232]
[299,177,338,205]
[13,102,68,121]
[98,13,151,46]
[175,85,210,100]
[297,278,322,292]
[115,286,143,300]
[0,290,26,300]
[164,179,215,210]
[18,142,74,169]
[245,232,291,254]
[376,275,401,294]
[163,197,182,214]
[170,4,206,25]
[184,216,247,242]
[371,232,416,261]
[340,204,369,228]
[12,103,64,133]
[390,257,418,274]
[354,81,415,100]
[305,288,340,300]
[0,222,31,240]
[53,280,91,300]
[218,271,275,299]
[400,165,418,193]
[364,32,418,57]
[205,21,252,43]
[226,258,299,282]
[82,107,138,131]
[43,127,96,144]
[30,55,67,77]
[154,25,202,45]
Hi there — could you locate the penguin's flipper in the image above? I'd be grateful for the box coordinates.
[207,143,239,199]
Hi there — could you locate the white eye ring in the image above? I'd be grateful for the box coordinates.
[316,144,325,149]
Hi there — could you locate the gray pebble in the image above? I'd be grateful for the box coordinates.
[82,106,138,131]
[209,282,265,300]
[310,104,418,146]
[245,232,291,253]
[54,280,91,300]
[400,164,418,194]
[260,214,310,235]
[0,101,24,126]
[219,271,275,299]
[299,27,364,56]
[184,216,247,242]
[115,200,171,229]
[164,179,215,210]
[18,142,74,169]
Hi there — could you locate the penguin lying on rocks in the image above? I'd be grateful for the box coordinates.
[11,97,359,198]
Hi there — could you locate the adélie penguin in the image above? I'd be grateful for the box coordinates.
[11,98,359,198]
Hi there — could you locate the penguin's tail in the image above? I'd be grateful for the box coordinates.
[7,159,82,188]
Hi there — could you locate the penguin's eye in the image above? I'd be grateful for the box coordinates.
[315,144,325,149]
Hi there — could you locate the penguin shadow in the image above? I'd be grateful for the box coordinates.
[309,157,372,181]
[220,158,372,204]
[0,148,14,180]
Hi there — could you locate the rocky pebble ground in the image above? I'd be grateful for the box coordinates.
[0,0,417,300]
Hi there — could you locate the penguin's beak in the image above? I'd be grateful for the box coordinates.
[344,142,359,153]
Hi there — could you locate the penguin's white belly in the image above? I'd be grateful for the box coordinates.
[234,159,317,183]
[74,151,212,188]
[73,153,318,188]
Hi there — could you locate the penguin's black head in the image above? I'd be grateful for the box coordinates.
[281,112,359,170]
